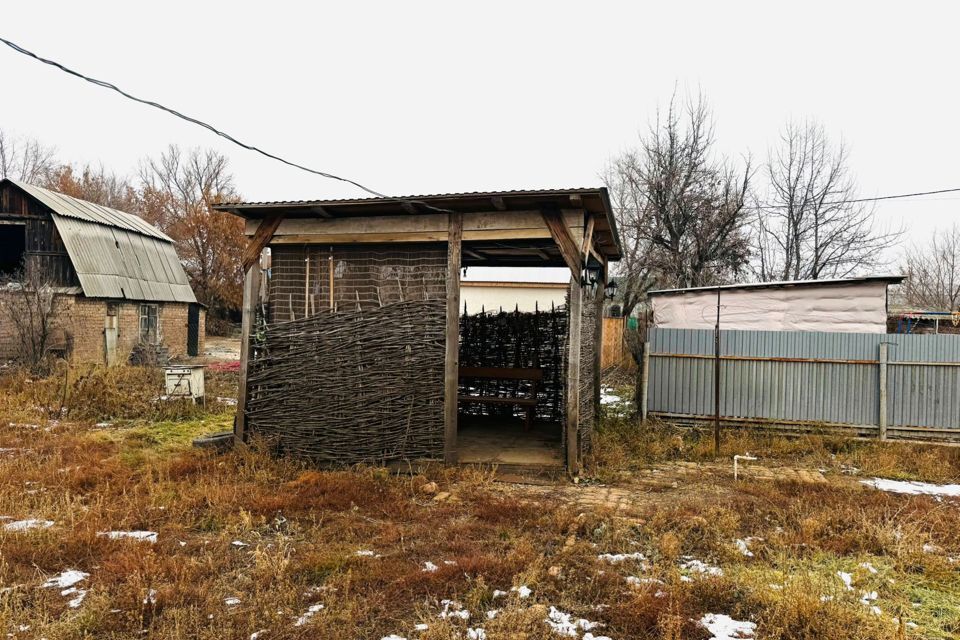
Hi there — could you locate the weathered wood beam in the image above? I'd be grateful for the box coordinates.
[235,260,263,444]
[541,209,582,279]
[463,248,486,261]
[580,215,596,261]
[242,214,284,271]
[491,196,507,211]
[566,277,582,475]
[443,212,463,465]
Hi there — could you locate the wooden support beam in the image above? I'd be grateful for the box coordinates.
[242,214,284,271]
[542,209,582,279]
[566,277,582,476]
[308,205,332,218]
[444,212,463,464]
[580,215,595,261]
[235,259,263,444]
[463,248,486,261]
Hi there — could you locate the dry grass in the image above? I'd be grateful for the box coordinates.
[0,370,958,639]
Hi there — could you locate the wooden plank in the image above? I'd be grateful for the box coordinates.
[235,258,262,444]
[251,210,583,237]
[443,212,463,464]
[242,214,283,271]
[566,277,582,475]
[542,210,583,279]
[580,215,596,258]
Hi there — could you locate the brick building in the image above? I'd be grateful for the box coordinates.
[0,179,203,365]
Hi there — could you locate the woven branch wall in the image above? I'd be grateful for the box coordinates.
[458,305,568,422]
[248,244,448,464]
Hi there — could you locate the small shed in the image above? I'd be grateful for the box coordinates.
[649,276,906,334]
[215,189,621,473]
[0,179,204,364]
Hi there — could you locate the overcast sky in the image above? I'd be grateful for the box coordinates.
[3,1,958,282]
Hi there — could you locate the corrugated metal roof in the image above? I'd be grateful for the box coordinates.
[7,178,172,242]
[648,275,906,296]
[216,187,607,208]
[52,214,196,303]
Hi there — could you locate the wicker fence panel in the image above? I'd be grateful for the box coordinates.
[459,305,568,423]
[246,299,446,464]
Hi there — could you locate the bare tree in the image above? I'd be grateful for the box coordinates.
[900,225,960,310]
[0,130,57,183]
[754,120,902,281]
[138,146,244,328]
[604,94,753,317]
[0,265,64,373]
[45,163,139,212]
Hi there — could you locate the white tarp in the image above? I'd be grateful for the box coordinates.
[652,282,890,333]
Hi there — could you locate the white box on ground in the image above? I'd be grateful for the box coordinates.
[164,365,205,402]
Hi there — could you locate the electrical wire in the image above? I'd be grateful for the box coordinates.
[0,35,453,213]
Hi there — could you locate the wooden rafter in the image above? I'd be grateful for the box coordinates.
[541,209,582,279]
[242,213,284,271]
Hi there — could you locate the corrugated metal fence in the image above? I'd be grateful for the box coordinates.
[645,328,960,441]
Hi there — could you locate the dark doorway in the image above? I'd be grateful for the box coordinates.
[187,303,201,356]
[0,225,26,277]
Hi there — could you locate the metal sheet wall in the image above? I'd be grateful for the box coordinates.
[648,328,960,438]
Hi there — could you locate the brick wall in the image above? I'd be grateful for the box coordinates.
[0,292,201,364]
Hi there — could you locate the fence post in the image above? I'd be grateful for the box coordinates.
[640,341,650,421]
[878,342,888,441]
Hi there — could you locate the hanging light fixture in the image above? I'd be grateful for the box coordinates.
[604,278,618,300]
[580,263,602,294]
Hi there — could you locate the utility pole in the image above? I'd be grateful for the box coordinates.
[714,285,721,455]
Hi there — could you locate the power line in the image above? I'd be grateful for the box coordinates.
[0,35,452,213]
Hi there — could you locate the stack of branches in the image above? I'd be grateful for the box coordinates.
[246,299,446,464]
[458,304,567,423]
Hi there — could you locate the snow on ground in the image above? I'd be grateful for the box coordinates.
[679,557,724,577]
[439,599,470,621]
[41,570,88,589]
[734,539,754,557]
[545,606,603,637]
[860,478,960,498]
[63,587,87,608]
[224,597,241,606]
[837,571,854,590]
[4,519,54,531]
[294,603,324,626]
[597,551,646,564]
[98,530,158,543]
[699,613,756,639]
[511,585,532,599]
[421,561,439,573]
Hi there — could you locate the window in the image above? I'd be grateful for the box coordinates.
[139,304,160,343]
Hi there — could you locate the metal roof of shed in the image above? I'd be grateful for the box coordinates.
[1,179,195,303]
[9,179,173,242]
[214,187,622,260]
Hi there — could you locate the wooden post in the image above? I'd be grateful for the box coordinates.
[443,212,463,464]
[235,256,262,444]
[566,276,582,476]
[878,342,888,441]
[592,286,603,429]
[641,341,650,421]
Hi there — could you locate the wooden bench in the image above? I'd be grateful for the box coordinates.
[458,366,543,429]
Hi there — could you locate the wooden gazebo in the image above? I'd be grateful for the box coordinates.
[215,188,621,474]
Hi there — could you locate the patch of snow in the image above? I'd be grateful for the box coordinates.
[837,571,854,591]
[98,530,158,543]
[231,540,249,548]
[583,635,613,640]
[294,603,324,626]
[735,539,754,558]
[65,589,87,608]
[860,591,878,605]
[216,397,238,406]
[4,519,54,532]
[699,613,756,639]
[485,609,500,620]
[859,562,878,574]
[144,588,158,604]
[439,599,470,621]
[679,557,723,577]
[381,636,406,640]
[869,605,882,616]
[250,631,267,640]
[422,561,438,573]
[355,549,380,557]
[225,597,241,606]
[414,623,429,631]
[922,543,940,554]
[597,551,646,564]
[467,628,486,640]
[41,570,88,589]
[860,478,960,498]
[492,589,508,598]
[545,606,602,637]
[512,585,532,599]
[626,576,664,587]
[820,595,834,602]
